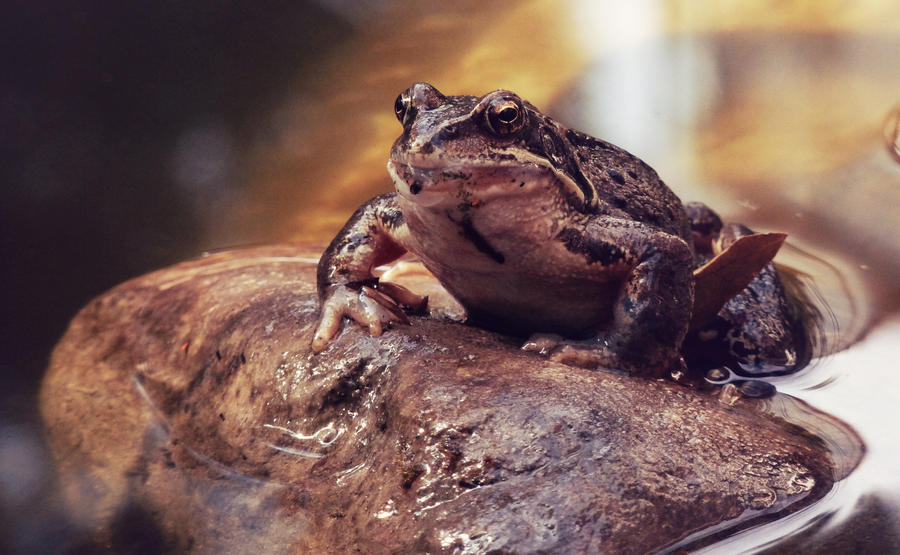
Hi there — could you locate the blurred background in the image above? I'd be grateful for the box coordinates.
[2,0,900,551]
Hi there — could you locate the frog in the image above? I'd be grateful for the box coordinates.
[681,204,812,377]
[312,83,799,378]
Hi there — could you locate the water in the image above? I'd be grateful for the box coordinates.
[885,106,900,163]
[4,0,900,551]
[695,316,900,552]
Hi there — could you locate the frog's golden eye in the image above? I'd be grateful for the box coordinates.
[485,97,525,136]
[394,93,410,124]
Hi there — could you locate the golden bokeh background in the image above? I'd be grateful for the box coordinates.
[206,1,900,321]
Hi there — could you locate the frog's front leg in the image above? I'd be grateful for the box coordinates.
[312,193,425,352]
[531,218,695,376]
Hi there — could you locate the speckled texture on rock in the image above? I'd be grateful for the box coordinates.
[41,245,842,553]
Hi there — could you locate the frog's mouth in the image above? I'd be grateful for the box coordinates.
[387,158,563,209]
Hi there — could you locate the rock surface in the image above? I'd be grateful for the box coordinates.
[41,245,852,553]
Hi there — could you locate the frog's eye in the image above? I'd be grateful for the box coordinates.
[485,97,525,136]
[394,92,411,124]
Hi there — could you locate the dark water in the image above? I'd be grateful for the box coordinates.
[3,1,900,551]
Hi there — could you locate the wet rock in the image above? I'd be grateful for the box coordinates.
[41,245,848,553]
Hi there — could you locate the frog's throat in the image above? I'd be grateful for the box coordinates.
[387,157,586,210]
[388,160,443,207]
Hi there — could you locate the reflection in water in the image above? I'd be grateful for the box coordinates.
[133,375,288,487]
[777,264,834,370]
[713,317,900,551]
[778,243,870,358]
[263,422,344,459]
[760,395,864,482]
[781,318,900,495]
[885,105,900,163]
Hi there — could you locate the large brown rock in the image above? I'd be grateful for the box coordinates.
[41,245,856,553]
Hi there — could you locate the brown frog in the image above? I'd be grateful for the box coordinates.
[683,204,812,377]
[312,83,802,378]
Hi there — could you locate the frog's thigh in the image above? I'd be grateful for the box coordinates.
[585,221,694,368]
[615,231,694,332]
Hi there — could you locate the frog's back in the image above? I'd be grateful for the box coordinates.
[566,129,692,243]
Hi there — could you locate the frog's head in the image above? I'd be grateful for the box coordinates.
[387,83,597,211]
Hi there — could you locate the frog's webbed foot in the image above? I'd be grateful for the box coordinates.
[311,283,427,352]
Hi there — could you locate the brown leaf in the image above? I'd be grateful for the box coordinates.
[690,232,787,332]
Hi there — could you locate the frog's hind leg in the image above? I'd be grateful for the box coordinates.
[686,223,813,376]
[525,217,695,378]
[717,262,812,376]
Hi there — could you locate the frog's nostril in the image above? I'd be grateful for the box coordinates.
[410,181,422,195]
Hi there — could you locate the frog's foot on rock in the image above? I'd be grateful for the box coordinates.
[523,333,686,377]
[312,283,427,352]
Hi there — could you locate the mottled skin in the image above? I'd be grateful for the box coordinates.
[313,83,809,378]
[314,83,697,376]
[685,200,724,256]
[682,212,811,376]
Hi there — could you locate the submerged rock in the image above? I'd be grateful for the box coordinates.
[41,245,857,553]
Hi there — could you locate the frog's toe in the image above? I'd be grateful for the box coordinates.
[374,281,428,313]
[311,297,346,352]
[358,285,410,332]
[312,285,411,352]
